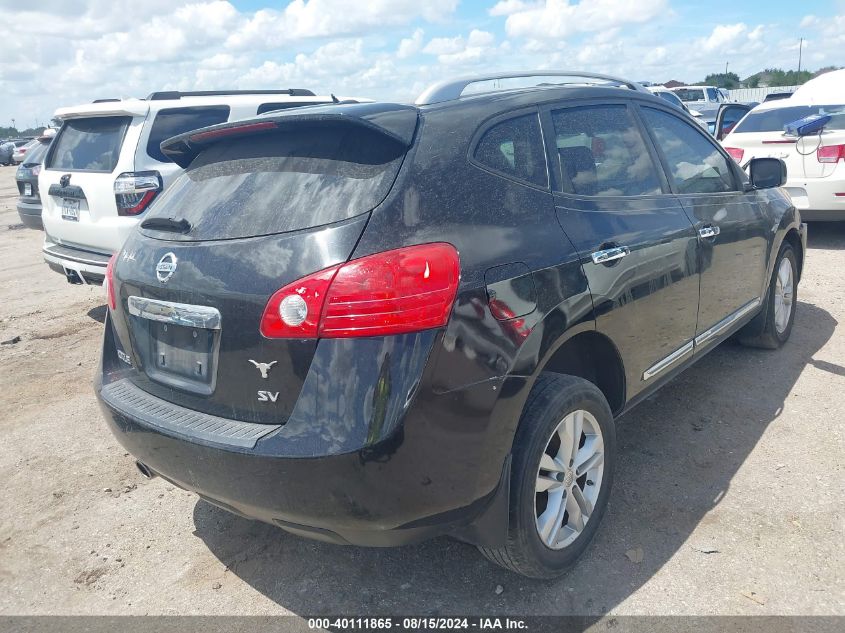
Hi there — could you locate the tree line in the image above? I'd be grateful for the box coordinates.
[698,66,840,89]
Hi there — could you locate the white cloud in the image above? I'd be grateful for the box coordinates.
[501,0,668,40]
[398,29,425,58]
[799,15,819,28]
[226,0,457,50]
[423,30,499,66]
[489,0,539,16]
[701,23,747,52]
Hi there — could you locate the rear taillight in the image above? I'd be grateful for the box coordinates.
[114,171,162,216]
[817,144,845,164]
[32,165,41,177]
[725,147,744,163]
[260,243,461,339]
[105,255,116,310]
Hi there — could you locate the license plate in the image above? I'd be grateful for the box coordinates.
[61,198,80,221]
[151,322,215,386]
[24,183,32,196]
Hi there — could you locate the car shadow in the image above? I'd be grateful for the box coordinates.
[87,304,107,324]
[192,299,835,615]
[806,221,845,251]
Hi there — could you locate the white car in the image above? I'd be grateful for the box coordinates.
[670,85,730,116]
[40,90,358,284]
[721,70,845,221]
[13,138,40,164]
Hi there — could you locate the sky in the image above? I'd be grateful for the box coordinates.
[1,0,843,129]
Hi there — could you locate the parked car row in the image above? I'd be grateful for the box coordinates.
[32,70,801,578]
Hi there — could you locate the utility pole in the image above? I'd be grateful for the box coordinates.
[798,38,803,74]
[10,118,15,132]
[725,61,729,76]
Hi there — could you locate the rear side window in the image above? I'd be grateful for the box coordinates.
[473,114,548,187]
[551,105,662,197]
[641,107,735,194]
[47,116,130,172]
[734,105,845,133]
[257,102,321,114]
[23,142,49,165]
[146,106,230,163]
[141,126,406,241]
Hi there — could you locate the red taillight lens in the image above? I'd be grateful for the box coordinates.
[725,147,744,163]
[105,255,116,310]
[817,144,845,164]
[114,171,162,216]
[260,243,461,339]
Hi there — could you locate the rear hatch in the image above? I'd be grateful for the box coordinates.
[41,103,147,252]
[109,104,418,423]
[725,103,845,178]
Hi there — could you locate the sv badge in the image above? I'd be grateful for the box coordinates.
[257,390,279,403]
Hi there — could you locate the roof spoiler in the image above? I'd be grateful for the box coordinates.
[160,103,418,168]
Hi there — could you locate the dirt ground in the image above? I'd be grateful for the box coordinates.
[0,166,842,617]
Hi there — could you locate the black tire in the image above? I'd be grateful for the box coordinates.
[479,373,616,578]
[739,243,797,349]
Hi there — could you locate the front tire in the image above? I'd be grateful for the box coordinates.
[739,243,797,349]
[479,373,616,578]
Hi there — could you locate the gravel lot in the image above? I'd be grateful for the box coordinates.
[0,166,842,616]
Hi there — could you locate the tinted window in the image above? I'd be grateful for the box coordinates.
[551,105,662,197]
[141,127,406,241]
[47,116,130,171]
[147,106,230,163]
[22,141,49,166]
[473,114,547,187]
[734,105,845,133]
[674,89,704,102]
[656,91,684,109]
[642,107,735,194]
[257,102,321,115]
[706,88,718,101]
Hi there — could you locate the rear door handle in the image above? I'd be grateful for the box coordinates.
[699,225,721,239]
[591,246,630,265]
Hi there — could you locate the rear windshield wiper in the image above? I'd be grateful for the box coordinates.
[140,217,191,233]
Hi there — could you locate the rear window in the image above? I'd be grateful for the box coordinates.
[47,116,130,172]
[656,91,684,109]
[674,89,704,102]
[734,105,845,133]
[23,142,49,165]
[141,126,406,241]
[146,106,230,163]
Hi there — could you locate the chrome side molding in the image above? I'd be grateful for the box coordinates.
[642,298,761,381]
[694,298,761,348]
[642,341,694,381]
[127,296,221,330]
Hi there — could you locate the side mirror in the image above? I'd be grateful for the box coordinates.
[748,157,786,189]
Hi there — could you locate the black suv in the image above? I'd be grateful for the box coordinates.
[97,72,807,578]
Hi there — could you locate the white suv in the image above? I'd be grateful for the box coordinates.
[40,90,350,284]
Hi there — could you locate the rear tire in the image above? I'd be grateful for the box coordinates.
[739,243,797,349]
[479,373,616,578]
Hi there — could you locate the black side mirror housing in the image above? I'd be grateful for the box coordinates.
[748,157,787,189]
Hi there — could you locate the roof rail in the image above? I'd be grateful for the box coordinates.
[146,89,316,101]
[415,70,647,105]
[92,98,121,103]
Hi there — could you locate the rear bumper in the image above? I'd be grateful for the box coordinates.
[785,177,845,221]
[94,319,512,547]
[16,199,43,230]
[42,239,110,284]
